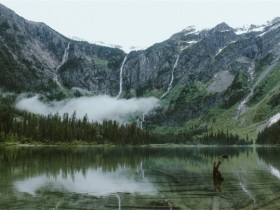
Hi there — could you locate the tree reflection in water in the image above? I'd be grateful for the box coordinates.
[213,160,224,192]
[3,146,279,210]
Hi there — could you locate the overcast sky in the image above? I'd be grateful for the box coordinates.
[0,0,279,49]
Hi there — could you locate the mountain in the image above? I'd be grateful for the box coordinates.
[1,3,280,141]
[0,3,125,96]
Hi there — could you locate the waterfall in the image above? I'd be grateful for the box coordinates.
[137,54,180,129]
[160,54,180,99]
[56,42,70,72]
[140,161,145,180]
[117,56,127,98]
[237,93,251,116]
[115,193,121,210]
[54,42,70,89]
[137,111,146,129]
[237,63,255,116]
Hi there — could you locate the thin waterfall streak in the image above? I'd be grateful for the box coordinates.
[160,54,180,99]
[54,42,70,89]
[138,111,147,129]
[62,42,70,64]
[140,161,145,179]
[117,56,127,98]
[115,193,121,210]
[56,42,70,72]
[137,54,180,129]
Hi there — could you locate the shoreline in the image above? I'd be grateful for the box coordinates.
[0,142,275,148]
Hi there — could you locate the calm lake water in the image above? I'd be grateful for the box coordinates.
[0,146,280,209]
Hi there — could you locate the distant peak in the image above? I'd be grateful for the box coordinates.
[234,24,266,35]
[0,3,8,9]
[213,22,233,32]
[271,17,280,25]
[0,3,15,16]
[182,25,196,32]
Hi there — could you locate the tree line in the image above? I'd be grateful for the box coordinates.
[199,130,252,145]
[256,119,280,145]
[0,95,251,145]
[0,104,149,145]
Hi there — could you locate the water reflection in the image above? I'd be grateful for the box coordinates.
[238,173,256,204]
[213,161,224,192]
[257,147,280,179]
[269,165,280,179]
[3,146,280,209]
[15,166,156,196]
[257,147,280,168]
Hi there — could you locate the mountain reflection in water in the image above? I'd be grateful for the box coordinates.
[14,167,156,196]
[0,146,280,209]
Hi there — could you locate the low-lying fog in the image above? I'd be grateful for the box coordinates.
[15,94,160,123]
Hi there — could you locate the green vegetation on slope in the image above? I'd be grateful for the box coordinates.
[0,95,151,145]
[249,62,280,106]
[222,71,250,108]
[0,94,248,145]
[256,119,280,145]
[150,56,280,145]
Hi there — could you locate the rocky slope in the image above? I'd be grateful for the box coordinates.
[0,3,125,95]
[1,3,280,139]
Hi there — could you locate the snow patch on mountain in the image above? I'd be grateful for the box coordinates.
[259,22,280,37]
[71,37,145,53]
[234,25,266,35]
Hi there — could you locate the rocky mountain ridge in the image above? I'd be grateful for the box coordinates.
[1,3,280,139]
[0,3,125,96]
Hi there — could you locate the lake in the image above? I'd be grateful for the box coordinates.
[0,146,280,209]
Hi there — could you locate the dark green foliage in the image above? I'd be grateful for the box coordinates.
[175,82,203,106]
[4,111,150,145]
[136,85,150,97]
[255,53,274,73]
[268,92,280,108]
[0,39,45,93]
[59,57,81,73]
[223,71,250,108]
[249,62,280,106]
[248,83,265,105]
[0,20,52,93]
[0,95,157,145]
[256,120,280,145]
[199,130,251,145]
[0,47,26,92]
[0,97,14,136]
[0,95,250,145]
[228,71,249,92]
[161,82,219,123]
[108,55,126,70]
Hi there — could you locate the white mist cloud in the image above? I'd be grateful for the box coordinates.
[15,95,160,123]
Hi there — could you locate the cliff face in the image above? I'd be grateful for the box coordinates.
[122,21,280,97]
[1,3,280,136]
[0,3,125,95]
[1,3,280,98]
